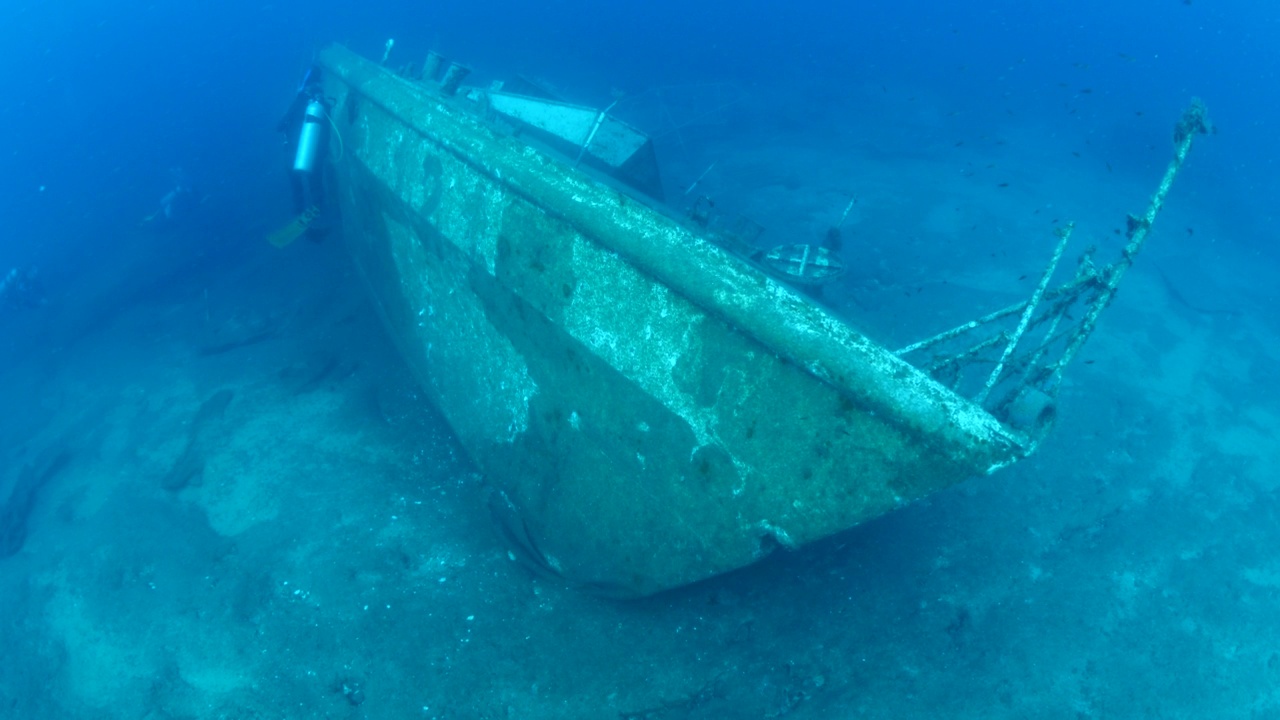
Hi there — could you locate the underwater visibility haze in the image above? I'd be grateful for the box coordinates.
[1,0,1279,717]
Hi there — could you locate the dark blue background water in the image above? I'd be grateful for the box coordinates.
[2,0,1274,278]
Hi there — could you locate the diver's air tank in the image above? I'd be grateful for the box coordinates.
[293,100,325,173]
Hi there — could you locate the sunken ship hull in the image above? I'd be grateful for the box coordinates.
[318,45,1027,597]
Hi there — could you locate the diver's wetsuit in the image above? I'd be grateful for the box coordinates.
[278,67,329,222]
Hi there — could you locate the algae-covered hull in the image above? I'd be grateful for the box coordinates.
[318,45,1028,597]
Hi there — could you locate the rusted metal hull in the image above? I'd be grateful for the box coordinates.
[319,44,1028,596]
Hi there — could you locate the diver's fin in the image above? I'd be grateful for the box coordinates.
[266,206,321,248]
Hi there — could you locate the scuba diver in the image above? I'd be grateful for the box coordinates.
[141,167,201,226]
[0,266,45,310]
[269,64,332,247]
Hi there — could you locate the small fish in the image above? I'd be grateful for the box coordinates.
[997,182,1009,188]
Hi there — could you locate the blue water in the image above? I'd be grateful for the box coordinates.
[2,0,1278,717]
[5,1,1275,258]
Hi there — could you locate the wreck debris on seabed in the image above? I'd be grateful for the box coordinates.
[316,42,1211,597]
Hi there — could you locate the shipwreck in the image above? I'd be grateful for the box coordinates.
[308,43,1210,597]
